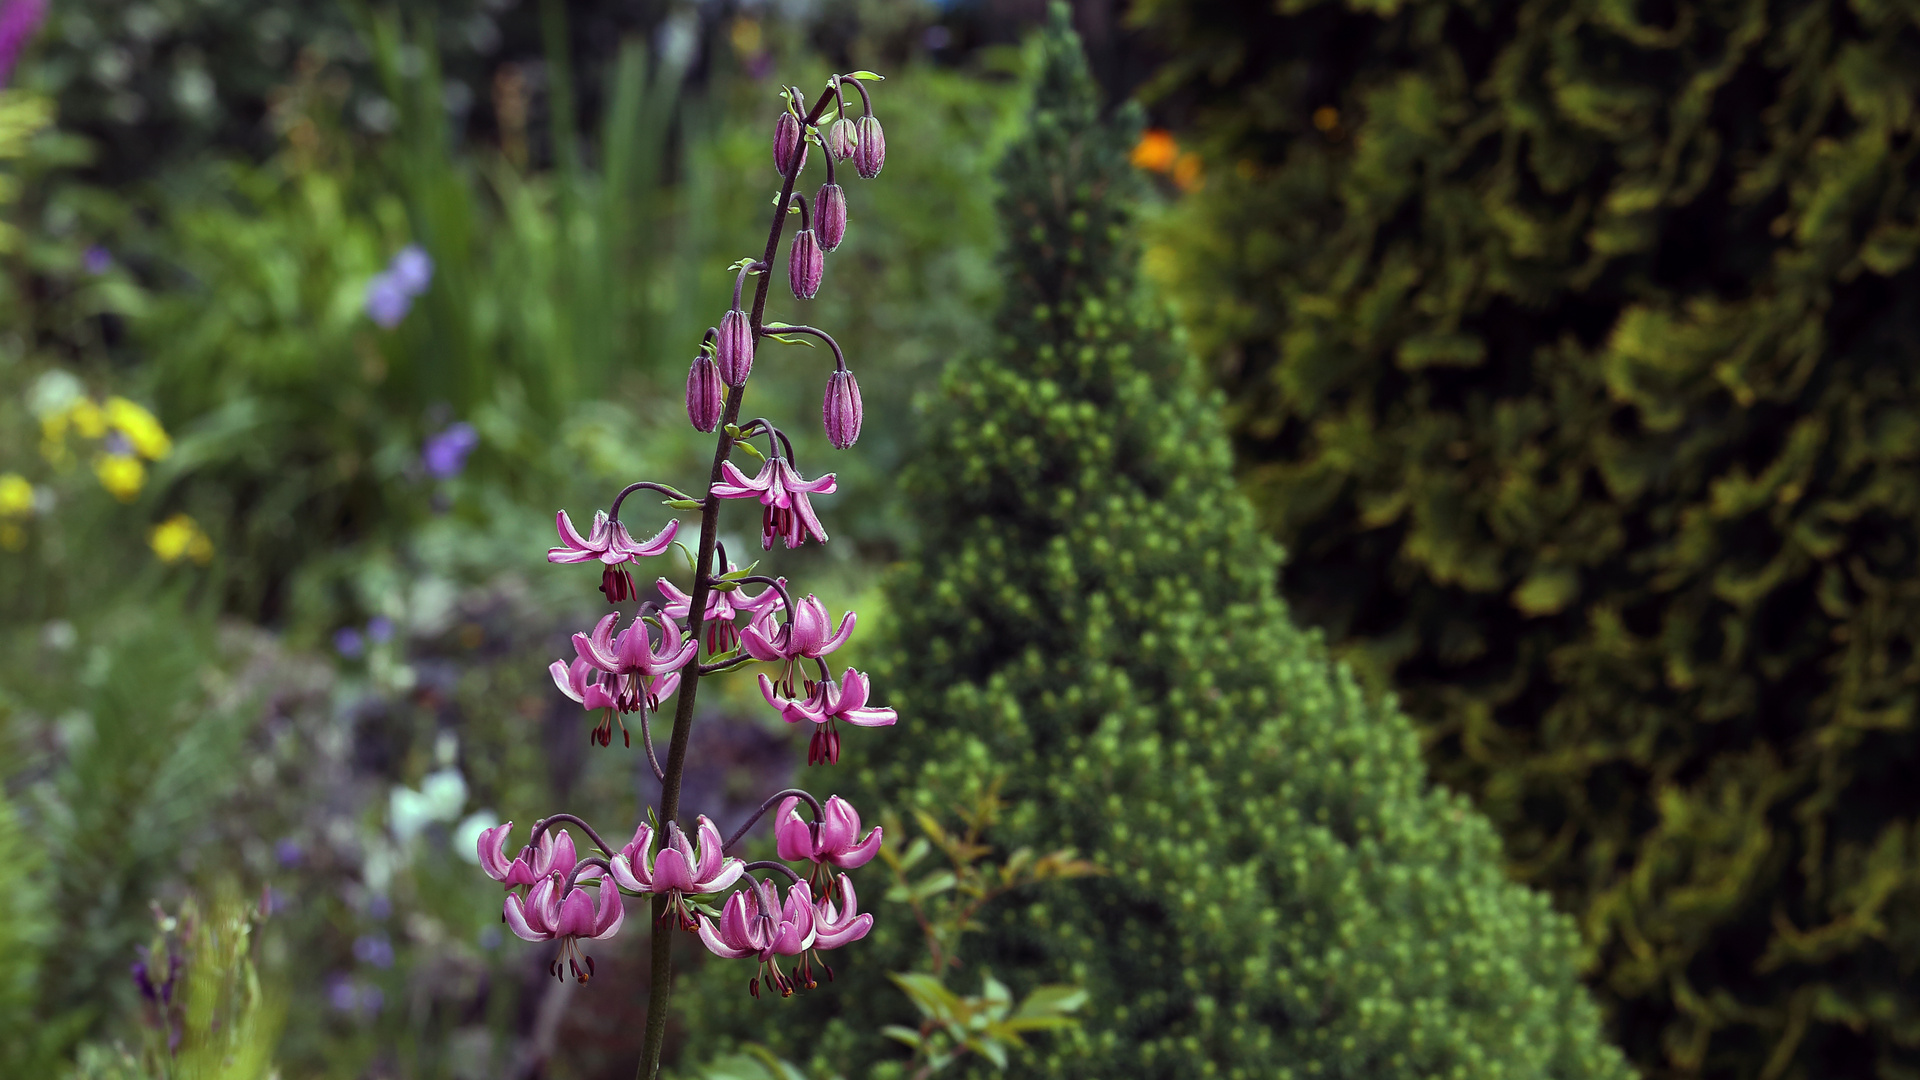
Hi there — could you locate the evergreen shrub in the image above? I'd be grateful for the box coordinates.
[1133,0,1920,1074]
[688,11,1633,1080]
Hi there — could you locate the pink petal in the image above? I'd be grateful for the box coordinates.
[591,882,625,938]
[698,857,746,895]
[697,914,756,959]
[650,847,695,893]
[550,660,586,705]
[831,825,883,870]
[840,705,898,728]
[550,832,579,878]
[836,669,871,713]
[820,796,859,853]
[478,822,515,881]
[816,611,856,656]
[774,797,815,862]
[620,518,680,559]
[504,893,550,942]
[692,816,726,881]
[556,886,597,937]
[609,853,648,892]
[815,911,872,950]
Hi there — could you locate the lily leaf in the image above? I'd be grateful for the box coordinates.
[846,70,886,82]
[665,498,703,511]
[732,439,766,463]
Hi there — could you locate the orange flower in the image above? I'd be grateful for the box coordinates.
[1131,129,1178,173]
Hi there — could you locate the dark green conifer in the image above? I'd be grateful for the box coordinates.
[1134,0,1920,1074]
[689,10,1631,1079]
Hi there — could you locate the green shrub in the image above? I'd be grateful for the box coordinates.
[1133,0,1920,1074]
[686,11,1632,1080]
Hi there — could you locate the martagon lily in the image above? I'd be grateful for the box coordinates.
[696,878,818,998]
[775,795,882,872]
[505,875,625,983]
[759,666,898,765]
[742,594,856,695]
[610,817,746,928]
[711,457,836,550]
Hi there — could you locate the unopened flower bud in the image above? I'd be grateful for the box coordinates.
[789,229,823,300]
[687,352,723,432]
[717,309,755,386]
[825,117,857,161]
[853,115,885,179]
[823,369,862,449]
[816,183,847,252]
[773,112,805,177]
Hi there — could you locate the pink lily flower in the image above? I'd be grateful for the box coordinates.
[741,595,855,696]
[657,571,785,655]
[609,817,746,927]
[548,509,678,565]
[774,795,882,871]
[504,875,625,983]
[573,612,696,717]
[549,656,620,714]
[811,873,873,950]
[758,666,898,765]
[480,824,604,890]
[696,878,818,997]
[710,458,836,550]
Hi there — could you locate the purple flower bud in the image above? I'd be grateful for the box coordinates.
[823,369,863,449]
[789,229,823,300]
[853,115,885,179]
[825,117,856,161]
[816,183,847,252]
[773,111,806,177]
[717,309,755,386]
[687,351,723,432]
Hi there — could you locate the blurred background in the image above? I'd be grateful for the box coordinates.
[6,0,1920,1077]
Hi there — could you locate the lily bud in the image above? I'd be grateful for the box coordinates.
[773,111,805,177]
[825,117,856,161]
[816,183,847,252]
[717,309,755,386]
[789,229,824,300]
[687,352,723,432]
[823,369,863,449]
[853,115,885,179]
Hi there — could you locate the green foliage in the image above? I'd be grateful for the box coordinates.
[1135,0,1920,1074]
[0,789,61,1076]
[688,10,1631,1080]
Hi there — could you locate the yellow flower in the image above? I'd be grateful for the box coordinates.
[67,398,106,439]
[104,397,172,460]
[150,513,213,565]
[94,454,145,501]
[0,473,32,517]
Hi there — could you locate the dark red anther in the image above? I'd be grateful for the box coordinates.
[586,955,595,979]
[749,977,761,999]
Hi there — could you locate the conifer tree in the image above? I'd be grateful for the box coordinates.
[690,11,1634,1079]
[1133,0,1920,1074]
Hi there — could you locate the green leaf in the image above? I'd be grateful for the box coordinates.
[890,972,963,1022]
[911,870,958,901]
[673,542,698,575]
[1011,984,1088,1020]
[717,562,762,581]
[762,333,816,348]
[846,70,886,82]
[880,1026,923,1049]
[732,439,766,463]
[665,499,703,511]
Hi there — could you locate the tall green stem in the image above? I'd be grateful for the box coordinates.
[634,83,838,1080]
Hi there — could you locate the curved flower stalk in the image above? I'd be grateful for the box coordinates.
[759,666,899,765]
[488,66,898,1080]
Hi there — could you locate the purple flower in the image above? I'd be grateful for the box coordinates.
[822,368,862,449]
[696,878,817,997]
[0,0,46,88]
[711,458,836,551]
[853,115,886,179]
[717,309,755,387]
[571,611,697,722]
[775,795,881,870]
[367,616,394,643]
[788,228,823,300]
[276,838,304,867]
[480,824,599,890]
[548,509,680,566]
[365,273,413,328]
[389,244,434,295]
[422,422,478,479]
[549,655,620,714]
[816,183,847,252]
[353,933,395,969]
[504,876,624,983]
[334,627,366,659]
[82,246,112,275]
[758,666,897,765]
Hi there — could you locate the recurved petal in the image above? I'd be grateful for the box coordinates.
[650,846,695,893]
[619,518,680,559]
[831,825,882,870]
[477,822,516,881]
[698,855,746,895]
[692,816,727,880]
[815,910,872,949]
[840,704,898,728]
[504,893,551,942]
[555,885,598,938]
[550,831,579,878]
[816,611,856,656]
[697,913,756,959]
[591,882,625,939]
[774,797,815,862]
[550,659,586,704]
[820,796,859,853]
[609,853,648,892]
